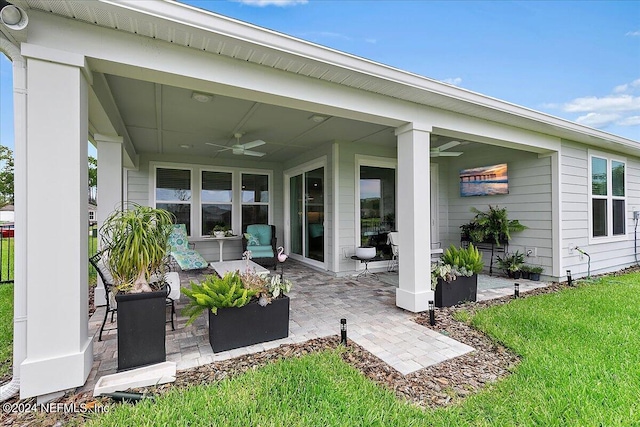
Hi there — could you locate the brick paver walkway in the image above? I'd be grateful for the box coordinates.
[82,261,549,393]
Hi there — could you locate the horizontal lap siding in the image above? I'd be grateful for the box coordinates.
[126,166,149,206]
[561,140,640,278]
[442,145,553,275]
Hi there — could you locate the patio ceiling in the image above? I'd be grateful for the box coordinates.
[103,73,404,163]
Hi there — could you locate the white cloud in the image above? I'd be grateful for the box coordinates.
[626,30,640,36]
[563,94,640,113]
[546,78,640,134]
[442,77,462,86]
[235,0,307,6]
[617,116,640,126]
[575,112,621,127]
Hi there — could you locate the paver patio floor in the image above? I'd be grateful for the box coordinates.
[83,260,548,393]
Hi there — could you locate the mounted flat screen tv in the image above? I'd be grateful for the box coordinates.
[460,163,508,197]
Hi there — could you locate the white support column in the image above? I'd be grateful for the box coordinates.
[94,134,123,306]
[19,47,93,398]
[395,124,432,312]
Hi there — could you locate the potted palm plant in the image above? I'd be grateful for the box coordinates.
[431,244,484,307]
[99,202,175,371]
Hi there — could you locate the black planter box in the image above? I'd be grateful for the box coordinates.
[208,295,290,353]
[529,273,541,281]
[115,286,167,371]
[435,274,478,307]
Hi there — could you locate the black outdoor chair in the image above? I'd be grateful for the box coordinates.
[89,251,178,341]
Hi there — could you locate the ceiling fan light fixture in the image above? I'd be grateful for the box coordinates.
[309,114,328,123]
[191,92,213,103]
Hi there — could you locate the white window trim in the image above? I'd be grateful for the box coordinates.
[355,155,397,270]
[587,150,627,244]
[150,162,272,239]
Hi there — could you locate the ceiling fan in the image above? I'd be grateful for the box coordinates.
[430,140,463,157]
[206,133,266,157]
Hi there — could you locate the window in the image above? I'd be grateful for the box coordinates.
[241,173,269,232]
[590,153,626,239]
[156,168,191,234]
[202,171,232,235]
[153,165,271,237]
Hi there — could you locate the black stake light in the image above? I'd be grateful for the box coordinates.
[340,318,347,345]
[428,300,435,326]
[567,269,573,286]
[514,283,519,298]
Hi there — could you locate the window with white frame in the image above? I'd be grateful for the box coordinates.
[156,167,192,234]
[590,153,626,239]
[241,173,269,232]
[201,171,233,235]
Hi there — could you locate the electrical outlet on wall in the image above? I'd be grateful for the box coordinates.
[568,244,575,254]
[525,247,537,258]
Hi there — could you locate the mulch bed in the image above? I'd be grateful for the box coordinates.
[2,277,610,426]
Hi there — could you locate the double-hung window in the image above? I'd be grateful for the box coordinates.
[241,173,269,232]
[156,167,192,234]
[590,152,626,240]
[201,171,233,235]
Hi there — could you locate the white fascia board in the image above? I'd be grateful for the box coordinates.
[102,0,639,150]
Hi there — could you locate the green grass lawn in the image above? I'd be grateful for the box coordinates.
[0,284,13,378]
[0,238,14,282]
[88,273,640,426]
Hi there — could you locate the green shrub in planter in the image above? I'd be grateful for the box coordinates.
[182,272,258,323]
[441,243,484,275]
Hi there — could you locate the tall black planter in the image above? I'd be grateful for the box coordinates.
[435,274,478,307]
[115,286,167,371]
[208,295,290,353]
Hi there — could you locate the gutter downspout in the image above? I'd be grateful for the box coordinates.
[0,35,26,402]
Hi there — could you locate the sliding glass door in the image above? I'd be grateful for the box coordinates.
[288,166,325,264]
[359,165,395,260]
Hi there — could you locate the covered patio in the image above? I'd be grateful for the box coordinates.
[82,260,549,394]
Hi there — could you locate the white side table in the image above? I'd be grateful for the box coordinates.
[204,235,242,262]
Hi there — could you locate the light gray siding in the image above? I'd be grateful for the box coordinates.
[561,140,640,278]
[440,145,553,276]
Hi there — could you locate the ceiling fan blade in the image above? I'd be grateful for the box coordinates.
[242,139,266,150]
[435,151,463,157]
[206,142,232,151]
[242,150,266,157]
[437,140,461,152]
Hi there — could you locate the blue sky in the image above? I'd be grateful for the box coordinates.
[1,0,639,154]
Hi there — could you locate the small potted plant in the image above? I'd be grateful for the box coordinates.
[99,202,175,371]
[182,270,293,353]
[431,243,483,307]
[211,224,228,238]
[528,265,543,281]
[497,250,525,279]
[520,264,531,280]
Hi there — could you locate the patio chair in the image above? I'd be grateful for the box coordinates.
[387,231,399,272]
[242,224,277,270]
[167,224,208,271]
[89,251,180,341]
